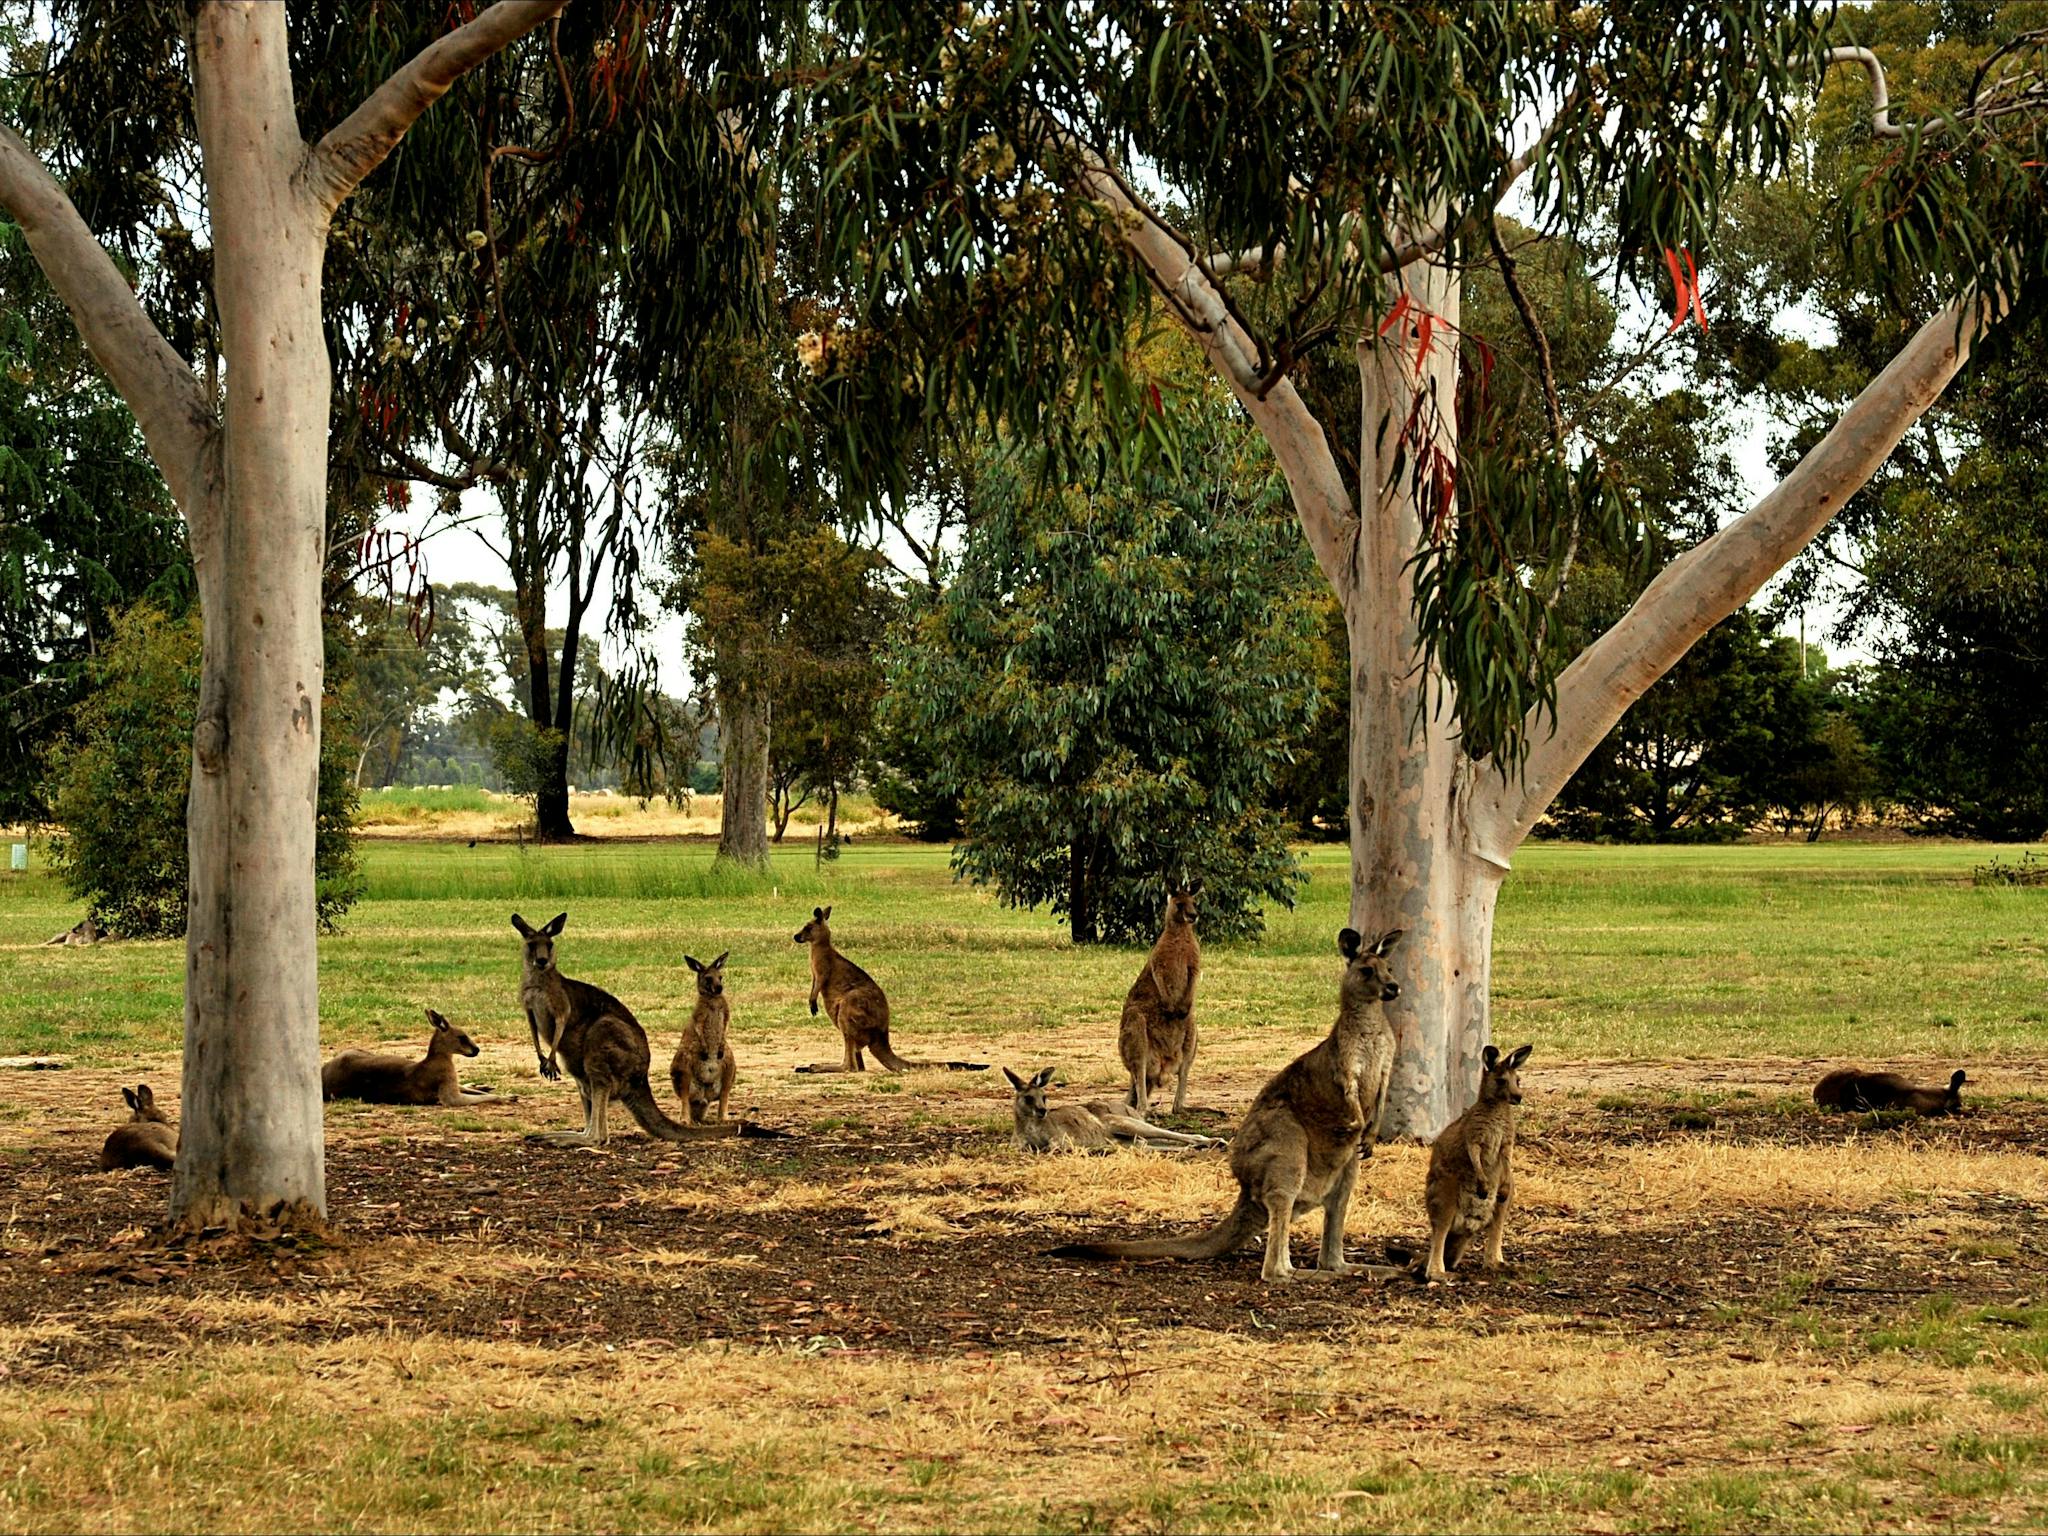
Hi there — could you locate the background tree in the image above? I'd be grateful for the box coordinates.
[893,391,1321,944]
[813,3,2048,1133]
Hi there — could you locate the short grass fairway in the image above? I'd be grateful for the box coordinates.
[0,839,2044,1533]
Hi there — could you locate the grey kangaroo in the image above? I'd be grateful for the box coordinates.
[512,912,783,1145]
[1053,926,1404,1281]
[670,952,737,1125]
[792,907,985,1072]
[1814,1067,1966,1116]
[322,1009,509,1106]
[1420,1042,1530,1282]
[1120,882,1201,1114]
[100,1084,177,1171]
[1005,1066,1223,1153]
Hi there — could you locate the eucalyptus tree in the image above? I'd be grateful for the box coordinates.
[812,5,2048,1134]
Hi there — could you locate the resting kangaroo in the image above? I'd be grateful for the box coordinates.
[1053,926,1404,1281]
[792,907,986,1072]
[100,1084,177,1172]
[1420,1042,1530,1282]
[322,1009,509,1106]
[1005,1067,1223,1153]
[511,911,781,1145]
[670,952,737,1124]
[1814,1067,1966,1116]
[1121,881,1202,1113]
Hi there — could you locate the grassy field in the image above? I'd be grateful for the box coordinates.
[0,838,2044,1532]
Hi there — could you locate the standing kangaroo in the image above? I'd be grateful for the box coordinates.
[515,912,575,1080]
[322,1009,510,1106]
[1421,1042,1531,1282]
[511,912,781,1145]
[792,907,986,1073]
[1814,1067,1966,1116]
[1005,1066,1223,1153]
[100,1084,177,1171]
[1121,881,1202,1114]
[1053,926,1404,1281]
[670,952,737,1125]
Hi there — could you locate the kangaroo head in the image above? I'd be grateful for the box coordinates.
[1479,1042,1533,1106]
[511,911,568,972]
[1003,1066,1056,1121]
[1166,880,1202,928]
[121,1084,169,1124]
[427,1008,481,1058]
[1946,1068,1967,1110]
[685,951,730,998]
[1336,927,1404,1007]
[793,906,833,945]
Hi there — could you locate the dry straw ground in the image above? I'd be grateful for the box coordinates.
[0,834,2043,1531]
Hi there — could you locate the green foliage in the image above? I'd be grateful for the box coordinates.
[45,606,362,936]
[891,394,1320,943]
[482,715,567,812]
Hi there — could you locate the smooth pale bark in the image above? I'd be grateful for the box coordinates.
[0,0,568,1227]
[1087,153,2004,1137]
[716,660,772,868]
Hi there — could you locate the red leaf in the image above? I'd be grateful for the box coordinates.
[1377,292,1413,339]
[1662,247,1690,334]
[1414,311,1435,370]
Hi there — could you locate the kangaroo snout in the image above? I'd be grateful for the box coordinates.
[1381,981,1400,1001]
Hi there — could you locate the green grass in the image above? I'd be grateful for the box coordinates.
[2,838,2045,1062]
[357,785,497,819]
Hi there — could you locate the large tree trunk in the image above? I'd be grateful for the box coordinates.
[716,656,771,867]
[172,6,329,1228]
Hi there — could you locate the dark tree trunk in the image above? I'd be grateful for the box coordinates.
[1068,835,1094,944]
[716,661,771,868]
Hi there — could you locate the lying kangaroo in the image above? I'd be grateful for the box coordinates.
[1420,1042,1531,1282]
[670,952,737,1125]
[513,912,574,1080]
[512,911,782,1145]
[100,1084,177,1171]
[1053,926,1404,1281]
[792,907,986,1073]
[322,1009,510,1106]
[1121,881,1201,1114]
[1814,1067,1966,1116]
[1005,1066,1223,1153]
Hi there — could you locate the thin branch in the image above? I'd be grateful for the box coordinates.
[307,0,572,213]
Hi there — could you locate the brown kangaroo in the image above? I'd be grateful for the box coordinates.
[1420,1042,1530,1282]
[322,1009,510,1106]
[1121,881,1202,1114]
[1814,1067,1966,1116]
[100,1084,177,1171]
[1005,1066,1224,1153]
[1052,926,1404,1282]
[791,907,986,1073]
[514,911,575,1080]
[670,952,737,1125]
[512,911,784,1145]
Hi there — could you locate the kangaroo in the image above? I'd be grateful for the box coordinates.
[1052,926,1405,1282]
[514,912,575,1080]
[1419,1042,1531,1282]
[1120,881,1202,1114]
[322,1009,510,1106]
[511,911,784,1145]
[1005,1066,1224,1153]
[1814,1067,1966,1116]
[670,952,737,1124]
[792,907,986,1073]
[99,1084,177,1172]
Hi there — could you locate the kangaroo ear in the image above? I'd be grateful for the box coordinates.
[821,905,833,920]
[1003,1067,1025,1091]
[510,913,534,937]
[711,951,729,970]
[543,912,568,937]
[1482,1044,1500,1070]
[122,1087,138,1110]
[135,1085,153,1106]
[1188,877,1203,895]
[812,906,825,921]
[427,1009,449,1031]
[1034,1067,1056,1088]
[685,956,703,974]
[1338,928,1362,959]
[1373,928,1405,956]
[1504,1044,1533,1070]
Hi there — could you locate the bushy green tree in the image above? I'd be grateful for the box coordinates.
[893,397,1321,943]
[47,606,361,937]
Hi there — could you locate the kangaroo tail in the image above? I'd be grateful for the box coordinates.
[1048,1195,1256,1263]
[621,1074,788,1140]
[869,1038,989,1073]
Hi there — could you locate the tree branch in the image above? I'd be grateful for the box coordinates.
[306,0,572,213]
[0,122,216,512]
[1477,293,2002,857]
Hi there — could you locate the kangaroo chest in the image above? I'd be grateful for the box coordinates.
[522,970,568,1021]
[1454,1120,1515,1228]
